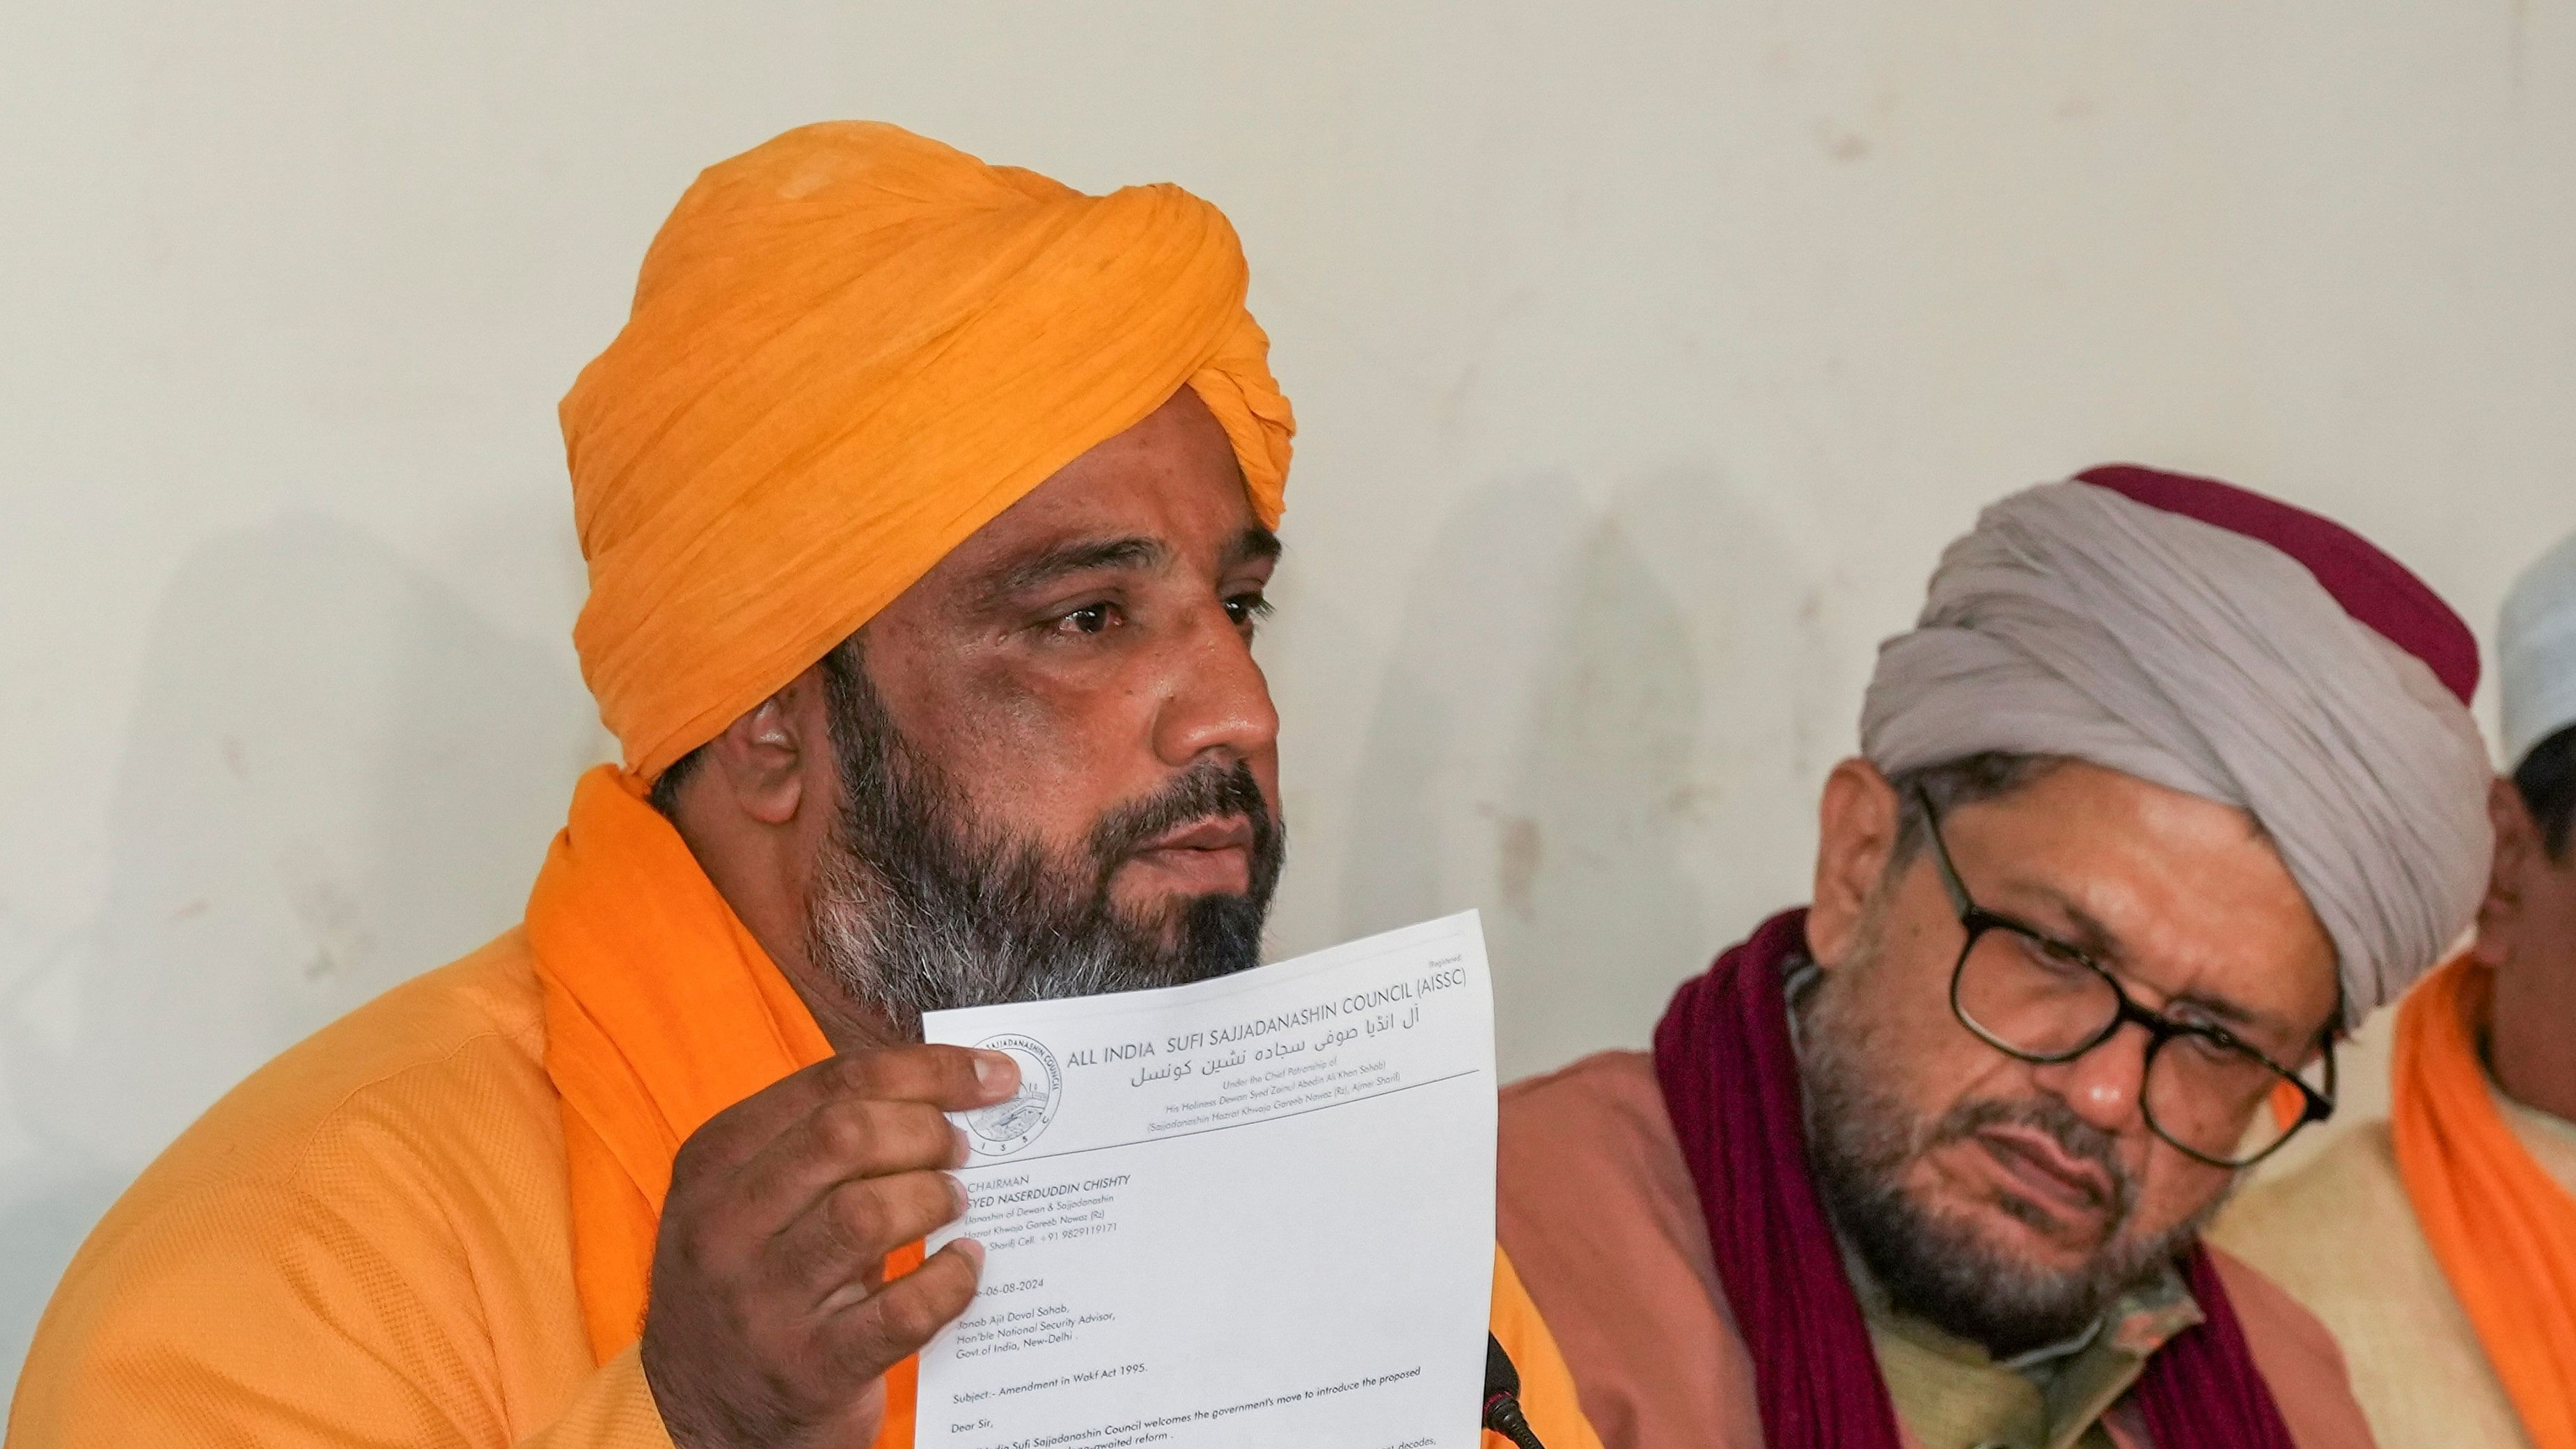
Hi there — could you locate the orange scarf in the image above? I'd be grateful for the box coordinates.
[2393,952,2576,1449]
[526,765,920,1445]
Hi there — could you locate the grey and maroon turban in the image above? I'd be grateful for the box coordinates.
[1861,464,2492,1028]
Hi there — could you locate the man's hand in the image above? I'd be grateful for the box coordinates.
[640,1044,1020,1449]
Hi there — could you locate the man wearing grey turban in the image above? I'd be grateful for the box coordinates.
[1494,465,2494,1449]
[2220,523,2576,1449]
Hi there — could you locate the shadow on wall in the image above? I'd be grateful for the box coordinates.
[1340,469,1852,1080]
[0,514,599,1397]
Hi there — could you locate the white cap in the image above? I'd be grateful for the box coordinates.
[2501,527,2576,771]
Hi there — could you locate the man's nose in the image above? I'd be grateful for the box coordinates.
[2029,1021,2151,1136]
[1148,603,1280,769]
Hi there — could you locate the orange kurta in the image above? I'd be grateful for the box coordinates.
[8,861,1596,1449]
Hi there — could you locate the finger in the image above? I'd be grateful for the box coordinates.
[822,1044,1021,1112]
[820,1239,985,1378]
[672,1045,1008,1179]
[729,1097,967,1232]
[774,1170,970,1307]
[668,1090,801,1188]
[670,1053,874,1183]
[667,1047,1013,1231]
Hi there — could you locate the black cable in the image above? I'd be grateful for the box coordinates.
[1482,1333,1548,1449]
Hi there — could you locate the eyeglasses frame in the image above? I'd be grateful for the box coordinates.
[1910,785,2337,1169]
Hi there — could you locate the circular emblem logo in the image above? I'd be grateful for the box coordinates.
[962,1033,1063,1157]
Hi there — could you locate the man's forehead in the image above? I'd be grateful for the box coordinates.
[1981,872,2314,1040]
[1950,772,2336,1033]
[936,434,1268,590]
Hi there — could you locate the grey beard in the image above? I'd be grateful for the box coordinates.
[807,822,1274,1035]
[803,645,1282,1039]
[1794,930,2227,1358]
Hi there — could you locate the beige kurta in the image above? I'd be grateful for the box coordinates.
[2214,1085,2576,1449]
[1498,1051,2379,1449]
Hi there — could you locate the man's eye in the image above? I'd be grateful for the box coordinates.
[1051,603,1117,636]
[2013,932,2091,979]
[1224,592,1273,628]
[2183,1032,2234,1062]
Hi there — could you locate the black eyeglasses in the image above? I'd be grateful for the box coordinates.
[1913,787,2336,1168]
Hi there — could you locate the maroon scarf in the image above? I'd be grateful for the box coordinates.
[1651,909,2299,1449]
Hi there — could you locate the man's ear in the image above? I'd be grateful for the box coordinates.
[2473,775,2538,969]
[682,664,834,829]
[1808,757,1901,970]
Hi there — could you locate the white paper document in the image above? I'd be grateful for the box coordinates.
[917,911,1498,1449]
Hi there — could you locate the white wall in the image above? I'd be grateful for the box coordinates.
[5,0,2573,1404]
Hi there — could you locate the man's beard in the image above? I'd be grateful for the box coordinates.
[1796,909,2227,1358]
[803,646,1285,1037]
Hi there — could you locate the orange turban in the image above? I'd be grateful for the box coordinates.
[561,121,1296,779]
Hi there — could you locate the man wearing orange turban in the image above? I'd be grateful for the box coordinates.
[7,122,1599,1449]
